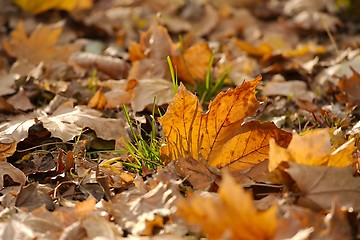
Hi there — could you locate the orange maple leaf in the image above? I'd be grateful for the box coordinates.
[170,42,212,84]
[177,171,277,240]
[2,21,74,65]
[159,75,292,174]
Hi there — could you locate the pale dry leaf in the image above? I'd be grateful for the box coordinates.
[315,55,360,86]
[0,106,128,142]
[262,80,315,102]
[69,52,130,79]
[131,79,174,112]
[0,161,26,189]
[0,72,18,96]
[286,162,360,211]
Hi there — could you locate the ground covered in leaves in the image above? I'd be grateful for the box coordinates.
[1,0,360,239]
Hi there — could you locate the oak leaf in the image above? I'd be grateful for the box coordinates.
[159,76,292,174]
[177,172,277,240]
[2,21,74,66]
[268,129,356,172]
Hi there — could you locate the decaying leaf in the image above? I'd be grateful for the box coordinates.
[0,106,128,142]
[100,78,174,112]
[275,204,352,240]
[13,0,93,14]
[2,21,74,66]
[69,52,130,79]
[268,129,356,172]
[338,68,360,106]
[286,162,360,211]
[0,161,26,189]
[177,172,277,240]
[262,80,315,102]
[159,76,292,175]
[101,168,181,235]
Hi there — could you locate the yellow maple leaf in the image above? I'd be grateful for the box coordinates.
[2,21,74,65]
[159,75,292,173]
[13,0,92,14]
[177,172,277,240]
[268,128,356,172]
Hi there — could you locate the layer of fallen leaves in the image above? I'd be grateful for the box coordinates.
[0,0,360,239]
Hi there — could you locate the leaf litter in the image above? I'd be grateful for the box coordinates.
[0,0,360,239]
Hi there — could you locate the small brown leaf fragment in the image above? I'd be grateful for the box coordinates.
[88,88,107,110]
[0,139,16,161]
[177,172,277,240]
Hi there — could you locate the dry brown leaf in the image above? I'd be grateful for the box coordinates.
[286,162,360,211]
[0,106,128,142]
[159,76,292,175]
[171,43,212,84]
[2,21,74,66]
[0,161,26,189]
[0,138,16,161]
[88,88,107,110]
[262,80,315,102]
[338,68,360,106]
[7,88,34,111]
[177,172,277,240]
[268,129,356,172]
[275,204,352,240]
[69,52,130,79]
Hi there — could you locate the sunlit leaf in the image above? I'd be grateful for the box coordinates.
[269,129,356,172]
[171,43,212,84]
[13,0,93,14]
[177,172,277,240]
[159,75,292,174]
